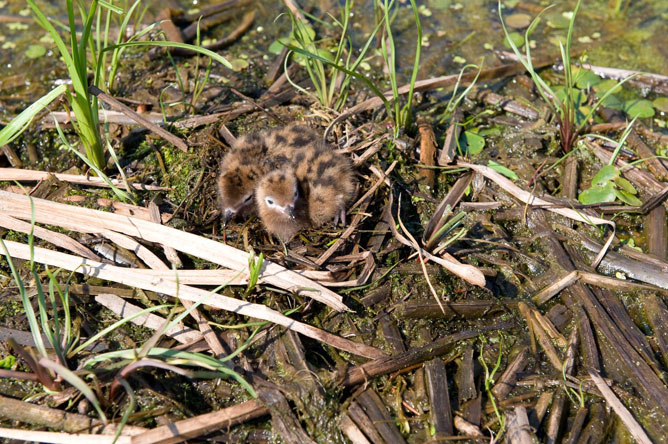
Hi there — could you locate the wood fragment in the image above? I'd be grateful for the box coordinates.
[0,394,145,435]
[417,117,437,189]
[453,416,484,437]
[356,389,407,444]
[438,113,461,166]
[455,346,476,406]
[588,370,652,444]
[96,294,203,345]
[347,402,385,444]
[424,358,454,437]
[491,347,528,399]
[339,413,372,444]
[529,391,553,429]
[0,168,167,191]
[1,144,22,167]
[343,322,513,386]
[644,294,668,370]
[130,399,267,444]
[561,155,578,200]
[476,90,538,120]
[647,205,667,260]
[257,387,317,444]
[380,313,406,354]
[563,407,588,444]
[506,407,535,444]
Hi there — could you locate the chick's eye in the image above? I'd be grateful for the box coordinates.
[243,195,252,203]
[265,197,274,206]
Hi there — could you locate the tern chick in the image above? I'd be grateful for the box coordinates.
[255,135,355,241]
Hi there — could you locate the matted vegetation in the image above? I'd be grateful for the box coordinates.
[0,0,667,443]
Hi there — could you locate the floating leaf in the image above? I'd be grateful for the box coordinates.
[573,68,601,89]
[487,160,518,180]
[653,97,668,113]
[460,131,485,155]
[624,99,655,119]
[268,39,286,55]
[25,44,46,59]
[7,22,28,31]
[230,58,249,71]
[601,93,624,110]
[504,32,525,48]
[613,176,637,195]
[506,13,531,29]
[545,12,570,28]
[596,79,623,95]
[591,164,619,186]
[614,188,642,206]
[578,182,615,204]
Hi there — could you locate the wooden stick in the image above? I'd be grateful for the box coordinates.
[130,399,268,444]
[90,86,188,152]
[0,168,167,191]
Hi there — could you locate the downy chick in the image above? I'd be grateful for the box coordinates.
[217,131,269,223]
[255,137,355,241]
[216,124,325,223]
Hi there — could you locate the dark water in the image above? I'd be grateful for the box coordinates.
[0,0,666,113]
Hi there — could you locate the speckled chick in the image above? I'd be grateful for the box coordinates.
[216,131,269,223]
[255,134,355,241]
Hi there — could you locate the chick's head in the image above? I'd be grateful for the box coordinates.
[256,170,302,240]
[217,170,255,223]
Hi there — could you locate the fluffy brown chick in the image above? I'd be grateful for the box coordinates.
[216,125,325,223]
[255,169,309,241]
[255,134,355,241]
[216,133,268,222]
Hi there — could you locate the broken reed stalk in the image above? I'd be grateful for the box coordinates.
[0,168,167,191]
[0,190,346,311]
[0,240,384,359]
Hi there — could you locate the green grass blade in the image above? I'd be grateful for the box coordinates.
[39,358,107,423]
[0,84,67,146]
[283,44,390,110]
[69,305,170,356]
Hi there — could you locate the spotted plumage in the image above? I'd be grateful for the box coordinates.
[255,128,355,241]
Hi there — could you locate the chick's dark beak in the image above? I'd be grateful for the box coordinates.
[224,209,234,225]
[285,204,295,220]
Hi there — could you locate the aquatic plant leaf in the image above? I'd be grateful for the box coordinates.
[230,58,249,71]
[601,93,624,110]
[268,39,285,55]
[614,176,637,195]
[596,79,624,95]
[614,188,642,206]
[653,97,668,113]
[545,12,570,28]
[573,68,601,89]
[592,164,619,186]
[459,131,485,155]
[504,31,525,48]
[624,99,655,119]
[579,182,615,204]
[25,44,46,59]
[487,160,518,181]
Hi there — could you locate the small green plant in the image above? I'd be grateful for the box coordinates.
[282,0,383,112]
[422,203,467,252]
[377,0,422,135]
[499,0,633,154]
[244,250,264,297]
[479,338,506,433]
[26,0,232,171]
[578,118,642,206]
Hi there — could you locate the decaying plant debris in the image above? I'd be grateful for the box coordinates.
[1,0,668,443]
